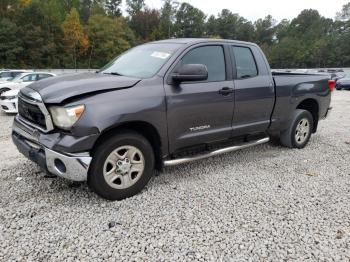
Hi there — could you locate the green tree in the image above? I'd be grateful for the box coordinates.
[105,0,122,17]
[15,1,60,67]
[210,9,254,41]
[159,0,178,38]
[87,15,134,68]
[126,0,145,16]
[274,19,290,42]
[129,8,161,42]
[174,3,206,37]
[0,18,23,67]
[206,15,218,37]
[0,0,19,18]
[336,2,350,21]
[254,15,276,45]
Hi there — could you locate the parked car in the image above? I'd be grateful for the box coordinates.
[0,72,56,95]
[336,76,350,90]
[330,72,346,82]
[0,89,19,113]
[0,70,32,82]
[12,38,332,200]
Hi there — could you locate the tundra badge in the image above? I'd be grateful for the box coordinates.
[189,125,211,132]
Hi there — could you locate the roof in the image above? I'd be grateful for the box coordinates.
[19,72,56,75]
[151,38,256,46]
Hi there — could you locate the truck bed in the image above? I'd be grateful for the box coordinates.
[269,72,331,133]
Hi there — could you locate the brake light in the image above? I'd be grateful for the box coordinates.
[328,80,336,92]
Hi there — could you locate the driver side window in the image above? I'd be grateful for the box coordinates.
[180,45,226,82]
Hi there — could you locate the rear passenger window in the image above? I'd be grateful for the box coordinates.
[231,46,258,79]
[180,45,226,82]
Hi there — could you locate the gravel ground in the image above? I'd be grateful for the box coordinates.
[0,91,349,261]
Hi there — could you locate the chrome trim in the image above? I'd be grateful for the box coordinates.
[45,148,91,182]
[18,92,54,132]
[13,116,91,182]
[13,115,39,143]
[163,137,270,167]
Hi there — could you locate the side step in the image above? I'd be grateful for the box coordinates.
[163,137,270,167]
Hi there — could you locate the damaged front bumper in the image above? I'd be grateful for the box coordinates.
[12,116,92,181]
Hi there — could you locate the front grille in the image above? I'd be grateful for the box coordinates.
[18,97,46,129]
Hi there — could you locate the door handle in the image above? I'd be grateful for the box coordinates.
[218,87,234,96]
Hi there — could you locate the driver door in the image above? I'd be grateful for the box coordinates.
[165,44,235,153]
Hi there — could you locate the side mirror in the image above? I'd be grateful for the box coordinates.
[172,64,208,82]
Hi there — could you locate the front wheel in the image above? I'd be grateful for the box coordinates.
[88,130,155,200]
[280,109,313,149]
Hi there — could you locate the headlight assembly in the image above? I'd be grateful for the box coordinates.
[49,105,85,130]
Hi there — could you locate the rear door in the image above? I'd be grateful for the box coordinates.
[165,44,235,153]
[229,45,275,136]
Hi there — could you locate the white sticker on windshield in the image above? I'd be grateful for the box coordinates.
[151,51,170,59]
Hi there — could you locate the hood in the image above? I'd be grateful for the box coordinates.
[0,80,15,86]
[1,89,19,97]
[26,72,141,104]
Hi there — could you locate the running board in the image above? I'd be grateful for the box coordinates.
[163,137,270,167]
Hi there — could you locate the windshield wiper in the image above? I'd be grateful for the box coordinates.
[103,72,123,76]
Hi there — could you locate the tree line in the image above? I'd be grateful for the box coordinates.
[1,0,350,69]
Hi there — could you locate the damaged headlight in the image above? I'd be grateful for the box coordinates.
[49,105,85,130]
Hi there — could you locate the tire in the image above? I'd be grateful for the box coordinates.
[88,130,155,200]
[280,109,313,149]
[0,88,10,96]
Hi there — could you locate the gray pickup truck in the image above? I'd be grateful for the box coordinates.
[12,38,333,200]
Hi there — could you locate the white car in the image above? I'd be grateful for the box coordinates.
[0,89,19,113]
[0,70,32,82]
[0,72,56,95]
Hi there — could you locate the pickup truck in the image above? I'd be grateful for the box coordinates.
[12,39,333,200]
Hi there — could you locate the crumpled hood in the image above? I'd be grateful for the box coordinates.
[26,72,141,103]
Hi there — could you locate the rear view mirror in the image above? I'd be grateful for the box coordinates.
[172,64,208,82]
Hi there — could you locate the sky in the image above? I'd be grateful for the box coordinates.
[141,0,349,22]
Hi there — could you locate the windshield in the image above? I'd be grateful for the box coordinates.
[100,43,182,78]
[10,73,25,82]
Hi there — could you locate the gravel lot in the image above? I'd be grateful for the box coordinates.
[0,91,349,261]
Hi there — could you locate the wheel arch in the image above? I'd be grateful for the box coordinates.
[92,121,163,170]
[296,98,319,132]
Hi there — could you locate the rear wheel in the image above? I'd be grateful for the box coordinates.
[280,109,313,149]
[88,131,155,200]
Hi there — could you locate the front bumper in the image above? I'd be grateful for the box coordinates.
[12,118,92,181]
